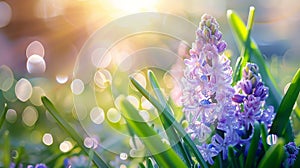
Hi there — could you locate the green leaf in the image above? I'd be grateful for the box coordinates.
[130,77,208,168]
[3,130,10,168]
[148,70,193,166]
[245,122,261,168]
[0,103,8,130]
[232,6,255,84]
[270,69,300,139]
[260,124,269,152]
[227,9,282,109]
[258,139,285,168]
[228,146,239,168]
[41,96,109,168]
[120,98,187,168]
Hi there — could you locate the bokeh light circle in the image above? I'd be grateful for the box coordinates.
[26,41,45,58]
[73,12,196,155]
[90,107,105,124]
[15,78,33,102]
[26,54,46,74]
[0,1,12,28]
[0,65,14,91]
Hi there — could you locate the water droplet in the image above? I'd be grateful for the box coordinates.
[91,48,112,68]
[0,65,14,91]
[94,69,112,89]
[42,133,53,146]
[26,54,46,74]
[130,72,146,91]
[266,134,278,145]
[11,150,19,159]
[71,79,84,95]
[22,106,38,127]
[6,109,17,123]
[59,140,73,153]
[0,1,12,28]
[120,153,128,160]
[26,41,45,58]
[56,75,68,84]
[107,108,121,123]
[15,78,33,102]
[30,87,46,106]
[90,107,105,124]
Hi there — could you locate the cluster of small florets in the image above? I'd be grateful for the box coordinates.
[283,142,299,167]
[182,14,276,165]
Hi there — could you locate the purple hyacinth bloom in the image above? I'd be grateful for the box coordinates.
[181,14,238,165]
[197,143,219,165]
[34,164,47,168]
[283,142,299,167]
[27,164,47,168]
[182,13,234,137]
[233,63,275,139]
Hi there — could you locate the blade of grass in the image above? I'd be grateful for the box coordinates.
[232,6,255,84]
[3,130,10,168]
[245,122,260,168]
[270,69,300,139]
[227,9,282,109]
[41,96,109,168]
[88,148,94,167]
[0,103,8,130]
[258,139,285,168]
[120,98,187,168]
[260,124,269,151]
[147,70,193,166]
[130,77,208,168]
[228,146,239,168]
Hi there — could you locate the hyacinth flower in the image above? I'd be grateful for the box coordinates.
[181,13,277,164]
[230,63,275,138]
[283,142,299,167]
[181,14,235,164]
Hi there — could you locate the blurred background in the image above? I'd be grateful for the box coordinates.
[0,0,299,167]
[0,0,299,86]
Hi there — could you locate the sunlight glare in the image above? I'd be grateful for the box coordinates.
[111,0,158,13]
